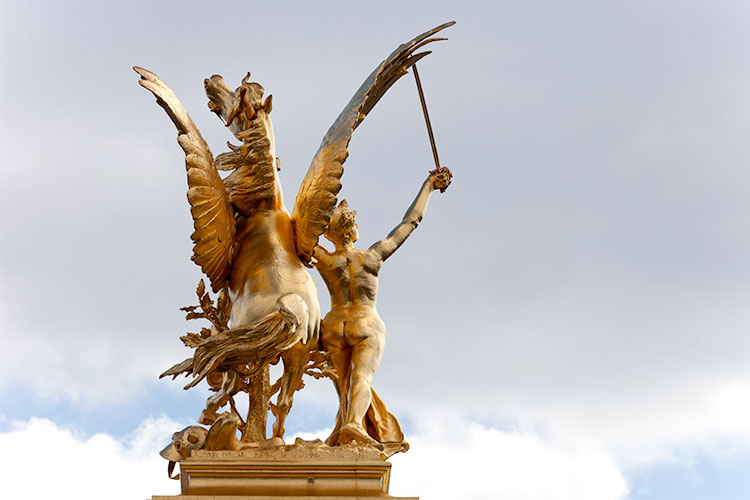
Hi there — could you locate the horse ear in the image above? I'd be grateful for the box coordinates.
[263,94,273,113]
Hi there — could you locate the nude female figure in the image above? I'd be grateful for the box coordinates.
[314,167,451,447]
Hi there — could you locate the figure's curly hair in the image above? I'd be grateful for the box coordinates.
[325,200,357,242]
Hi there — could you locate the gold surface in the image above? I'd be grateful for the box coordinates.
[153,496,417,499]
[315,168,451,453]
[152,497,417,500]
[151,446,418,499]
[136,26,452,500]
[180,455,389,496]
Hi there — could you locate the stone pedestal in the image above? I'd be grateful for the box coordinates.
[150,445,417,499]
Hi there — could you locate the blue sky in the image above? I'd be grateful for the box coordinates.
[2,1,750,498]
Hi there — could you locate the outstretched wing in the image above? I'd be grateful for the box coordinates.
[291,21,455,265]
[135,67,235,292]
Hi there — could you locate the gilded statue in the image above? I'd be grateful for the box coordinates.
[135,21,455,449]
[314,167,451,453]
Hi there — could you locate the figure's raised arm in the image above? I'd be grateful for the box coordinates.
[291,22,455,266]
[369,167,452,261]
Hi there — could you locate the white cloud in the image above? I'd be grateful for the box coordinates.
[0,413,627,500]
[3,2,750,496]
[711,380,750,436]
[0,416,181,500]
[390,411,628,500]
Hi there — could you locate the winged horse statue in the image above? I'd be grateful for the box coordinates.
[134,22,454,444]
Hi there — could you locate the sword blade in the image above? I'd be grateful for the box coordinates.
[412,63,441,170]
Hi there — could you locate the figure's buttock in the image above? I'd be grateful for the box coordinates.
[321,306,385,348]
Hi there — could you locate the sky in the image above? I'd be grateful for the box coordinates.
[1,1,750,499]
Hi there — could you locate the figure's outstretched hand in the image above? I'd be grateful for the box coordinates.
[429,166,453,193]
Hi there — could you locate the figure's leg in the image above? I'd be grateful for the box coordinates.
[346,335,384,426]
[272,340,311,439]
[320,315,350,445]
[199,371,240,425]
[324,340,352,446]
[339,317,385,446]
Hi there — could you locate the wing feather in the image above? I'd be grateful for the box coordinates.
[291,22,454,264]
[135,66,235,292]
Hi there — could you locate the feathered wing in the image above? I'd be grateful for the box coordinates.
[135,67,235,292]
[291,21,455,264]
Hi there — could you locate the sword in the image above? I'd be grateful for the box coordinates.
[413,63,451,192]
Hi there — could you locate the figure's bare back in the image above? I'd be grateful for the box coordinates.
[317,248,382,311]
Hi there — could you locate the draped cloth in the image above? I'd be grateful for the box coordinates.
[364,388,409,457]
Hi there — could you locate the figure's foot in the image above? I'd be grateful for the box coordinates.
[325,426,341,447]
[338,423,384,451]
[198,409,219,425]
